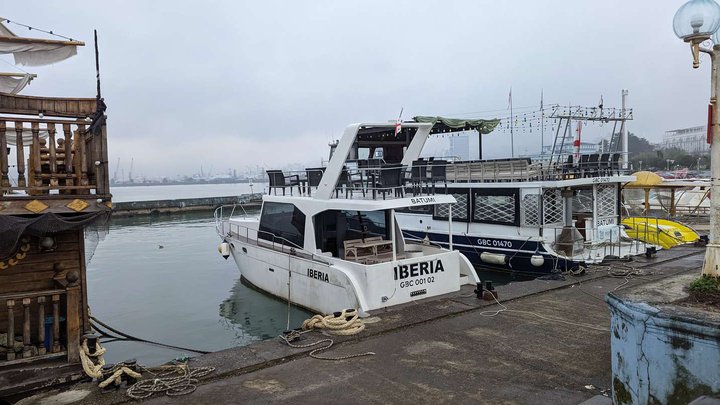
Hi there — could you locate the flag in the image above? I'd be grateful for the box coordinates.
[599,95,604,109]
[540,89,543,110]
[508,87,512,110]
[395,107,403,136]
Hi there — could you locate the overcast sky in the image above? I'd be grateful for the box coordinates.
[2,1,711,178]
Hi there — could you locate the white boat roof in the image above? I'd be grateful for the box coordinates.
[445,175,637,188]
[263,194,456,215]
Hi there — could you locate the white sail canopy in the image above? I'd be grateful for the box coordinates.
[3,126,49,145]
[0,73,35,94]
[0,19,83,66]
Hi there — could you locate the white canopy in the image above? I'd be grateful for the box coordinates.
[0,73,34,94]
[3,126,49,145]
[0,20,82,66]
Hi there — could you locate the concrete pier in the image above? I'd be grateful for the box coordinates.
[15,246,707,404]
[111,194,262,217]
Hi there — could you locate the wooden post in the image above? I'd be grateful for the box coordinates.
[96,123,109,196]
[0,121,9,189]
[63,123,74,188]
[6,299,15,360]
[48,123,58,188]
[65,285,81,362]
[75,125,89,190]
[31,122,41,188]
[22,297,32,358]
[37,296,46,355]
[51,294,61,353]
[14,122,25,188]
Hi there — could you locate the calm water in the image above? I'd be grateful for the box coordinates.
[87,210,310,366]
[89,183,522,366]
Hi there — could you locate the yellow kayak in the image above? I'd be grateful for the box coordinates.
[622,217,700,249]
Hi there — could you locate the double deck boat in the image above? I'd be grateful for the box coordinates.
[215,121,481,316]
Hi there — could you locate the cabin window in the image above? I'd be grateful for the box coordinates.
[596,184,617,218]
[258,202,306,248]
[542,189,564,225]
[433,189,470,222]
[313,210,388,258]
[472,188,519,226]
[522,193,541,227]
[397,205,433,214]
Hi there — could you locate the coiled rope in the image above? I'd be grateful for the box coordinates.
[126,363,215,399]
[79,335,214,398]
[79,339,106,379]
[301,309,366,335]
[280,309,374,360]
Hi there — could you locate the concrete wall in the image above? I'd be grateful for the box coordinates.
[112,194,262,217]
[606,293,720,404]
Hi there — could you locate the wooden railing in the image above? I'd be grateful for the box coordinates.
[0,284,81,365]
[0,117,109,198]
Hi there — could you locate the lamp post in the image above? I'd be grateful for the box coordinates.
[674,0,720,276]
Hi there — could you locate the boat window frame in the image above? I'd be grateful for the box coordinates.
[470,187,520,227]
[432,187,471,222]
[258,201,306,248]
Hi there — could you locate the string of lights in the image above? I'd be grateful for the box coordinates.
[2,18,76,42]
[424,104,634,137]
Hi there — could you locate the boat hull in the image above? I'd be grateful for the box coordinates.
[402,230,579,276]
[224,235,471,316]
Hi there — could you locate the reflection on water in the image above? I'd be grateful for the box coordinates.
[87,210,310,366]
[218,278,310,341]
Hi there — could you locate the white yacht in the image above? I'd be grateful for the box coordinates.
[215,121,480,317]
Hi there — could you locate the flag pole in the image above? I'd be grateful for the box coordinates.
[510,87,514,158]
[540,89,544,157]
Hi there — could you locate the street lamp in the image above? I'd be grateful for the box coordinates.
[674,0,720,277]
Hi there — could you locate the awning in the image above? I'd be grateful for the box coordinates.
[0,73,35,94]
[413,116,500,135]
[0,19,84,66]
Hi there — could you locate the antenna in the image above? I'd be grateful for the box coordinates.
[94,29,101,99]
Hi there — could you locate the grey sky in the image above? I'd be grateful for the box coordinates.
[2,1,709,178]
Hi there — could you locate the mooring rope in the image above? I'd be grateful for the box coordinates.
[90,316,210,354]
[79,333,215,398]
[279,309,374,360]
[126,362,216,399]
[301,309,366,336]
[79,339,106,379]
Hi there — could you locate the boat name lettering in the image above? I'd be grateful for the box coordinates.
[596,218,615,226]
[410,197,436,205]
[400,276,435,289]
[394,260,444,280]
[477,238,513,248]
[592,177,611,184]
[307,268,329,283]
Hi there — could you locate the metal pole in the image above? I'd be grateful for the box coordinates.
[621,89,629,170]
[390,209,397,262]
[448,204,453,251]
[510,90,514,158]
[702,46,720,276]
[94,30,101,99]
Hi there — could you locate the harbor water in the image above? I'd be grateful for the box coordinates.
[89,183,522,366]
[87,207,310,366]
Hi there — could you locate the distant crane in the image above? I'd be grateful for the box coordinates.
[112,157,120,183]
[128,157,134,183]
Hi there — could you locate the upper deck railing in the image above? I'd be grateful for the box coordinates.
[0,94,110,215]
[264,153,630,201]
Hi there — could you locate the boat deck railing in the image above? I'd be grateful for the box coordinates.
[544,223,650,261]
[264,154,631,201]
[214,205,331,265]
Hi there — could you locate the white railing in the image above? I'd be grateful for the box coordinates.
[214,205,331,265]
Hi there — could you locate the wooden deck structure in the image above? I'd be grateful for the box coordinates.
[0,91,110,395]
